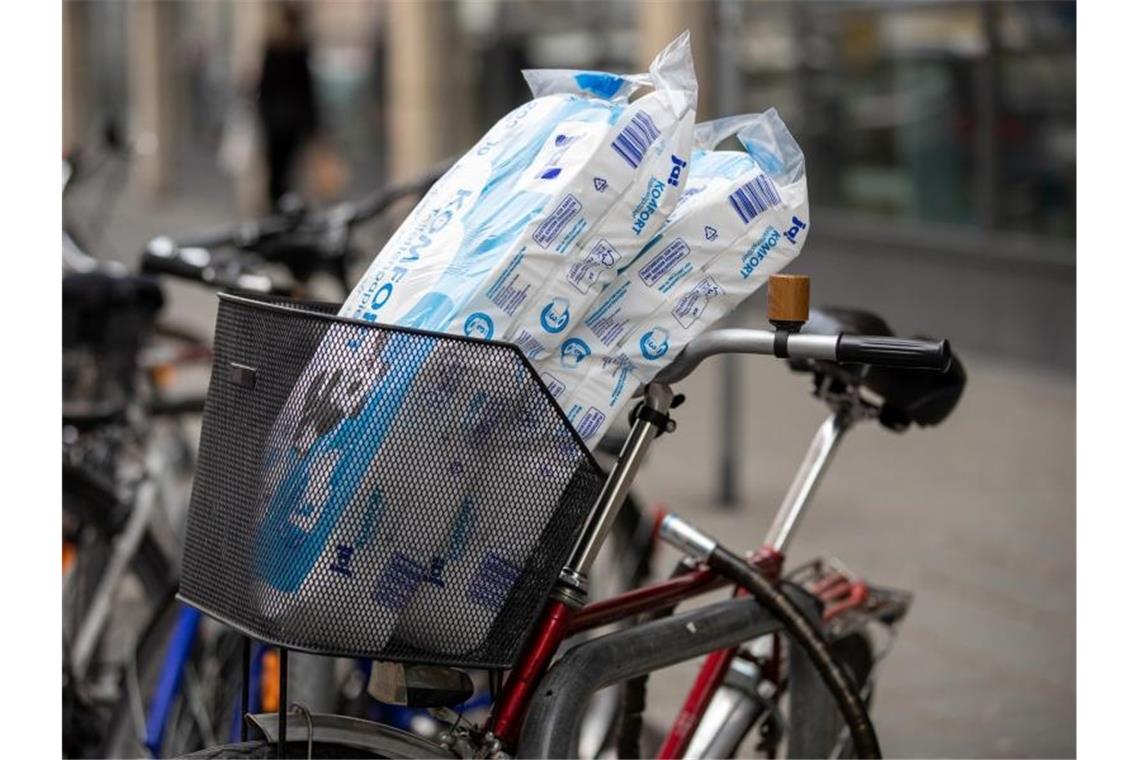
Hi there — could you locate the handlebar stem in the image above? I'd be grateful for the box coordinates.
[562,383,675,589]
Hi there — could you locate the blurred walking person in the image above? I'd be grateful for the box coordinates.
[257,3,319,208]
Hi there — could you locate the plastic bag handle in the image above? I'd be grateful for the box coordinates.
[694,112,770,150]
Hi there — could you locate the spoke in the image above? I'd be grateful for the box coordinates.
[126,651,148,751]
[180,661,217,745]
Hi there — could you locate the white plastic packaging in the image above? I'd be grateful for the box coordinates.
[250,326,410,641]
[386,112,809,648]
[250,37,698,655]
[537,109,811,447]
[391,37,698,653]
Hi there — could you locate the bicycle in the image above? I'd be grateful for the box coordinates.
[103,165,664,758]
[92,165,442,757]
[64,137,396,757]
[156,271,961,759]
[617,306,964,759]
[63,119,237,756]
[62,268,215,758]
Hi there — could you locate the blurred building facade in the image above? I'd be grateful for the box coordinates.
[63,0,1075,368]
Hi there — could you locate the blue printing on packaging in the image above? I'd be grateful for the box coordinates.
[253,97,611,595]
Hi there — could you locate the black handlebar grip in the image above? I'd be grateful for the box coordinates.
[140,237,211,282]
[140,237,279,294]
[835,334,951,372]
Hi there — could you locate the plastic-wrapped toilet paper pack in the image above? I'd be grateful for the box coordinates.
[391,37,698,652]
[536,109,811,447]
[247,37,698,655]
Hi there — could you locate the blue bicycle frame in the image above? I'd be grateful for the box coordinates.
[143,605,199,756]
[144,604,268,755]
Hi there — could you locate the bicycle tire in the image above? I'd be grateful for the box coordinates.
[178,717,455,759]
[180,740,387,758]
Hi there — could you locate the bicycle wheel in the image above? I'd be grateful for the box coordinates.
[181,740,385,758]
[103,594,341,759]
[102,597,247,758]
[179,728,452,760]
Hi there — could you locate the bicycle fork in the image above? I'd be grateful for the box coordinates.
[486,383,676,750]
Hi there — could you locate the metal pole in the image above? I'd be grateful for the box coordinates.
[715,0,744,508]
[974,1,1001,231]
[719,352,740,506]
[764,412,850,552]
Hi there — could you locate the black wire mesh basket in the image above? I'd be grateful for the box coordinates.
[178,292,604,668]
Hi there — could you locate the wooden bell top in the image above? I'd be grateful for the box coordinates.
[767,274,810,328]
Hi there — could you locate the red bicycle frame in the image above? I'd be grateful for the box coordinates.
[484,362,863,754]
[487,546,784,751]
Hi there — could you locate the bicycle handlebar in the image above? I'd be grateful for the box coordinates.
[140,159,453,292]
[140,237,286,295]
[653,328,950,384]
[348,157,454,224]
[175,159,451,253]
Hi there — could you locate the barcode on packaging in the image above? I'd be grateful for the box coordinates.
[728,175,781,224]
[611,112,661,169]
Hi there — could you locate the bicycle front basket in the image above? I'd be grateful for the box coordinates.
[178,293,604,668]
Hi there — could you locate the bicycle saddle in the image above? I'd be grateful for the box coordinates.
[62,271,165,349]
[794,307,967,430]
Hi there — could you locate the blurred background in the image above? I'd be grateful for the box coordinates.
[63,0,1076,366]
[62,1,1075,757]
